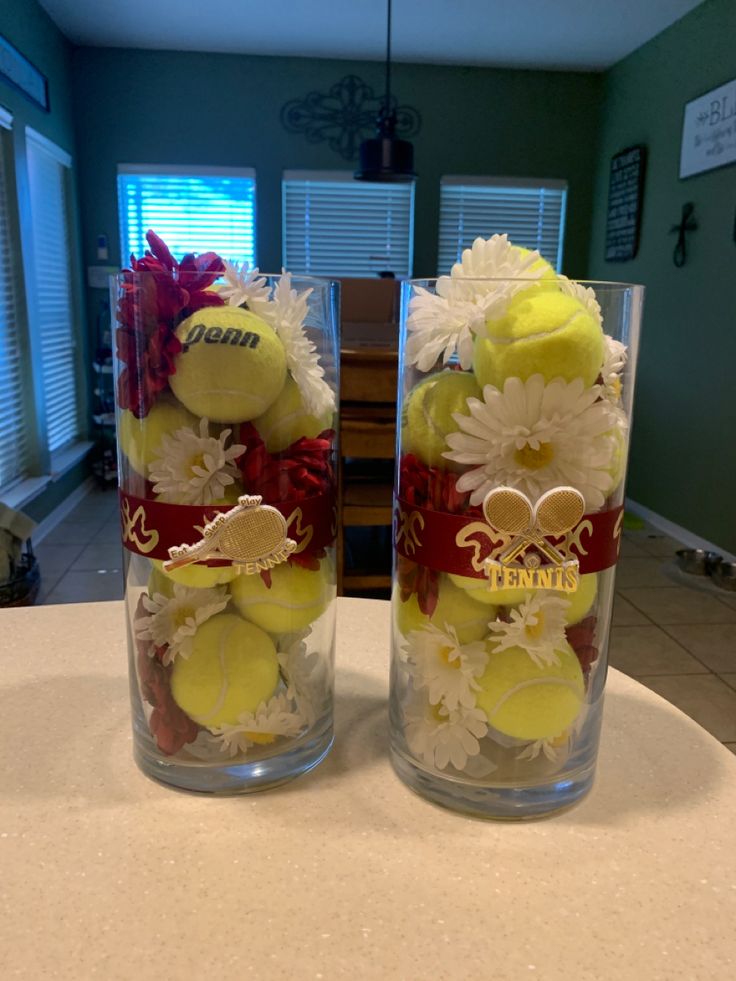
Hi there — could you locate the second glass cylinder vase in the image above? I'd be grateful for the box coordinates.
[390,243,643,819]
[114,237,339,794]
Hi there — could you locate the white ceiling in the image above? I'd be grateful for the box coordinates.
[39,0,704,72]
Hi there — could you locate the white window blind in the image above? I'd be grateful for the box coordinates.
[118,166,257,265]
[26,131,80,456]
[0,112,29,490]
[282,171,414,278]
[438,177,567,274]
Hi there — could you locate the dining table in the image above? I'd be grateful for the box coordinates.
[2,596,736,979]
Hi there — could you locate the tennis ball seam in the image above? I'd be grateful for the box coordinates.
[485,309,584,346]
[235,593,327,613]
[485,676,582,717]
[191,619,236,727]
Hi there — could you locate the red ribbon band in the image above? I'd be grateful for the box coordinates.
[393,496,623,577]
[119,490,336,563]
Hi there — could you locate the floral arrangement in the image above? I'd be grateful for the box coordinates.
[392,234,632,782]
[116,232,336,763]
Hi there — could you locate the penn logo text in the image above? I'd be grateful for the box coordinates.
[182,323,261,352]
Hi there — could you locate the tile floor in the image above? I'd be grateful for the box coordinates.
[35,489,736,755]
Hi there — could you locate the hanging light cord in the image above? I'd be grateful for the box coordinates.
[384,0,392,115]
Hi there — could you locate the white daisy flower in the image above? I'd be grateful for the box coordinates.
[218,260,271,308]
[516,737,565,762]
[404,696,489,772]
[488,593,569,667]
[404,235,548,373]
[149,418,245,505]
[601,334,627,403]
[212,692,306,757]
[450,234,546,293]
[134,583,228,665]
[444,374,617,510]
[401,622,488,712]
[250,273,335,418]
[277,630,325,726]
[558,276,603,327]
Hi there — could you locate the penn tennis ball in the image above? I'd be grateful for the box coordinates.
[402,370,481,468]
[253,375,331,453]
[473,289,604,389]
[475,640,585,741]
[448,572,597,626]
[170,613,279,728]
[150,557,239,591]
[169,306,287,423]
[117,394,197,477]
[230,560,332,634]
[393,578,495,645]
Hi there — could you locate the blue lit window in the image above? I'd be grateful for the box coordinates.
[117,166,257,265]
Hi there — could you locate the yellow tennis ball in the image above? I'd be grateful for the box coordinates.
[402,370,481,467]
[117,394,197,476]
[253,375,332,453]
[170,613,279,728]
[393,578,495,645]
[448,572,597,626]
[150,558,239,591]
[169,306,287,422]
[475,641,585,741]
[230,560,332,634]
[473,289,604,389]
[604,422,628,496]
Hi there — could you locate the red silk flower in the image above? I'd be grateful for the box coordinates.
[239,425,335,502]
[398,453,481,517]
[116,230,226,418]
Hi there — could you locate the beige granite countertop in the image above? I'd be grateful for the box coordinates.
[1,597,736,980]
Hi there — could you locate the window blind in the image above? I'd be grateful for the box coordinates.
[26,130,80,454]
[282,171,414,278]
[0,114,29,490]
[438,177,567,274]
[118,167,257,265]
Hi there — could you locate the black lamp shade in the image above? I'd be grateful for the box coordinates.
[354,135,416,183]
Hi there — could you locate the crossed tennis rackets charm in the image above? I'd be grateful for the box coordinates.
[482,485,585,593]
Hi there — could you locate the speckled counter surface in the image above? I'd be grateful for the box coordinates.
[1,598,735,980]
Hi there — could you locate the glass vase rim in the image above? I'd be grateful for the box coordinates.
[405,276,644,291]
[114,270,338,288]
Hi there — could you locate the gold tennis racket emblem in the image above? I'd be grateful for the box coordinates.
[482,486,585,593]
[164,495,296,575]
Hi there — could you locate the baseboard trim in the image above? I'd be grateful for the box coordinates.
[33,477,96,545]
[625,498,736,563]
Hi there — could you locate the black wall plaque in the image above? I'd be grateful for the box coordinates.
[605,145,646,262]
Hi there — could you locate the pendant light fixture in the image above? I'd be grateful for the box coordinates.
[355,0,416,182]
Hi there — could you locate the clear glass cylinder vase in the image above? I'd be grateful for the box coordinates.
[390,270,643,818]
[113,246,339,794]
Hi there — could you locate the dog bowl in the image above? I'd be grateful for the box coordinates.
[710,560,736,592]
[675,549,723,576]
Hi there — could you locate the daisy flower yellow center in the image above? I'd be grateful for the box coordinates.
[524,611,545,641]
[244,732,277,745]
[188,452,206,473]
[430,704,448,724]
[438,645,462,668]
[514,441,554,470]
[172,605,195,630]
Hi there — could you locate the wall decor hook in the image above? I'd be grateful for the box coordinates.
[669,202,697,267]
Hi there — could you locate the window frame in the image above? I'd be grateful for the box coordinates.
[281,169,416,279]
[437,175,568,274]
[116,163,258,267]
[0,118,89,505]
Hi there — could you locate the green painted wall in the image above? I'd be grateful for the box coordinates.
[71,48,603,282]
[588,0,736,552]
[0,0,90,522]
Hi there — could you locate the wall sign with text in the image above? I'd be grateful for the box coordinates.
[680,77,736,179]
[605,145,646,262]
